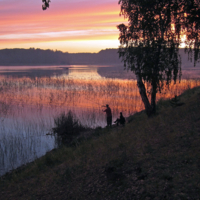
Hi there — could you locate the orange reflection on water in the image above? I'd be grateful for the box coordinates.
[0,76,199,118]
[0,77,197,111]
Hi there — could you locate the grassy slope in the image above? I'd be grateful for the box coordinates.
[1,87,200,200]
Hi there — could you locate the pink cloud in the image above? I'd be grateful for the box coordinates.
[0,0,126,52]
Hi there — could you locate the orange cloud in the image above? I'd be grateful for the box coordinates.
[0,1,126,52]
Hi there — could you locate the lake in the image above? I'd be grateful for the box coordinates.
[0,64,200,176]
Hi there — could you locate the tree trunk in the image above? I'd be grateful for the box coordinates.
[151,80,157,115]
[150,39,162,115]
[136,73,153,117]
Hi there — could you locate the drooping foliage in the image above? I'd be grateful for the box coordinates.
[118,0,200,116]
[183,0,200,62]
[42,0,50,10]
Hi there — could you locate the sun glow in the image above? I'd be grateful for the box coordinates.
[1,39,120,53]
[0,0,126,52]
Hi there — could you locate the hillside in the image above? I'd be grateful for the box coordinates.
[0,87,200,199]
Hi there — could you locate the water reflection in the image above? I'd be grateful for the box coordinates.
[57,67,103,80]
[0,66,69,78]
[0,65,200,176]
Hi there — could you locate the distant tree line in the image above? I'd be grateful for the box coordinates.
[69,49,122,65]
[0,48,70,66]
[0,48,193,66]
[0,48,123,66]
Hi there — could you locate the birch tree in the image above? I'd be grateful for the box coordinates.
[118,0,200,116]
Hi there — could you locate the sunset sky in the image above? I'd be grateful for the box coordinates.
[0,0,127,53]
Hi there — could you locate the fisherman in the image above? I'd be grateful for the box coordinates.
[102,104,112,127]
[114,112,125,126]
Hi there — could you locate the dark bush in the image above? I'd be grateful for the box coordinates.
[53,110,86,145]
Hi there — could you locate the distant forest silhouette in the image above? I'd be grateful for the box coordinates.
[0,48,122,66]
[0,48,198,68]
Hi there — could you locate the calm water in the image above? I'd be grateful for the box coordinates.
[0,64,200,176]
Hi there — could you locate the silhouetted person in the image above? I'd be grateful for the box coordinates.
[114,112,125,126]
[102,104,112,127]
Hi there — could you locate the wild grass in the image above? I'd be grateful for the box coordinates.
[1,86,200,199]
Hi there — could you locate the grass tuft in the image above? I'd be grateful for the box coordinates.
[53,110,87,145]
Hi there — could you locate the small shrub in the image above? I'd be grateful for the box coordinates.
[170,95,185,107]
[53,110,86,145]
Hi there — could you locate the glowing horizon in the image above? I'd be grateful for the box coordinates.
[0,0,127,53]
